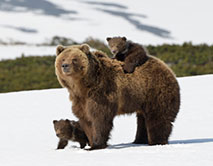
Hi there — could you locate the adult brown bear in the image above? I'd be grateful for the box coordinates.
[55,44,180,150]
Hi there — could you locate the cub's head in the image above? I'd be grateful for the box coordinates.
[55,44,90,80]
[53,119,73,140]
[106,36,127,55]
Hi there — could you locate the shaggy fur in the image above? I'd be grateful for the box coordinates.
[53,119,89,149]
[55,44,180,150]
[107,36,149,73]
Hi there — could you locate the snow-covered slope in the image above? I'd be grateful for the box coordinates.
[0,75,213,166]
[0,0,213,45]
[1,0,213,60]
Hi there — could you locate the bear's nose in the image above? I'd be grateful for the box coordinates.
[62,64,69,68]
[56,130,61,136]
[61,64,70,72]
[112,50,117,54]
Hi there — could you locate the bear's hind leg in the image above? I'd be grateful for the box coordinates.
[133,113,148,144]
[146,115,172,145]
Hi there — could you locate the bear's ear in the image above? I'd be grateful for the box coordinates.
[122,37,127,41]
[53,120,58,124]
[80,44,90,54]
[56,45,65,56]
[106,37,111,42]
[65,119,70,123]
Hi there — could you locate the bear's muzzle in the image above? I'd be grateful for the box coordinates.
[61,64,70,73]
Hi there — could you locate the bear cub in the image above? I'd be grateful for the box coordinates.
[106,36,149,73]
[53,119,89,149]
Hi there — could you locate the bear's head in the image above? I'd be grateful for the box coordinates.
[53,119,73,140]
[55,44,90,80]
[106,36,127,55]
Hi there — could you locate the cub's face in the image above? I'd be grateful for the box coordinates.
[53,119,73,140]
[55,45,90,79]
[106,37,127,55]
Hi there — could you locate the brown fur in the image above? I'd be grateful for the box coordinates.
[55,44,180,150]
[53,119,89,149]
[106,36,149,73]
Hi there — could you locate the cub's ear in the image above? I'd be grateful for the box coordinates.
[106,37,111,42]
[122,37,127,41]
[65,119,70,123]
[56,45,65,56]
[53,120,58,124]
[80,44,90,54]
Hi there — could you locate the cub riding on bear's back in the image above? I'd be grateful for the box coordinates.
[107,36,149,73]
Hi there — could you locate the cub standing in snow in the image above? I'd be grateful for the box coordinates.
[53,119,89,149]
[106,36,149,73]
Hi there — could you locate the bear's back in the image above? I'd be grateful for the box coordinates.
[131,55,178,89]
[117,55,180,116]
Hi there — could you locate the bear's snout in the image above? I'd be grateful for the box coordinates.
[61,64,70,72]
[56,129,62,137]
[112,49,117,54]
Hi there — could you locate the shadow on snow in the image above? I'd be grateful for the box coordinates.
[108,138,213,149]
[82,0,172,39]
[0,24,38,33]
[0,0,77,18]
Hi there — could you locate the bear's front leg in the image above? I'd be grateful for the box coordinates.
[80,142,86,149]
[79,119,93,147]
[86,98,117,150]
[57,139,68,149]
[87,117,114,150]
[123,63,135,73]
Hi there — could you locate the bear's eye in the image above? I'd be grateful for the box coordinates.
[72,59,78,64]
[62,59,65,62]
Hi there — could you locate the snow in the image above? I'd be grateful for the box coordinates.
[0,75,213,166]
[1,0,213,60]
[0,0,213,45]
